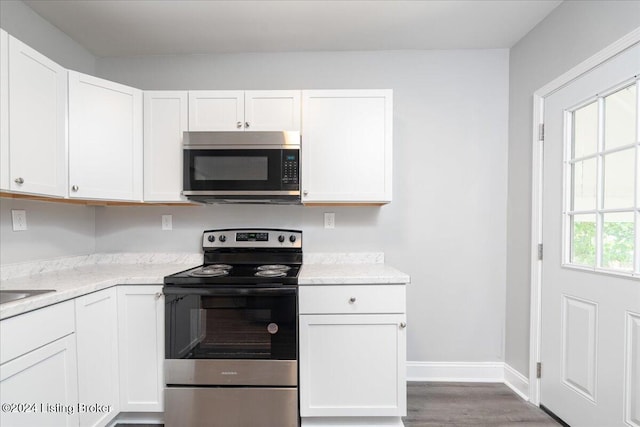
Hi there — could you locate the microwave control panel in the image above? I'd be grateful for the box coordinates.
[281,150,299,185]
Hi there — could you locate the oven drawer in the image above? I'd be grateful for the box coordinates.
[165,386,298,427]
[165,359,297,386]
[299,285,405,314]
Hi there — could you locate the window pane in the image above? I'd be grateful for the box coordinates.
[604,85,637,150]
[603,148,635,209]
[571,214,596,267]
[573,101,599,158]
[602,212,634,271]
[571,158,597,211]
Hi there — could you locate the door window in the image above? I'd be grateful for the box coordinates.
[565,81,639,275]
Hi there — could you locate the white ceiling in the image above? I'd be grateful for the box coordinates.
[24,0,563,57]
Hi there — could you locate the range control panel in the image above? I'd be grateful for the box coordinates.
[203,228,302,249]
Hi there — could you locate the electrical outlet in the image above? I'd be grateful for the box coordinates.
[11,210,27,231]
[324,212,335,229]
[162,215,173,231]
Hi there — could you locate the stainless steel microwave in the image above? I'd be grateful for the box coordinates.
[182,131,300,204]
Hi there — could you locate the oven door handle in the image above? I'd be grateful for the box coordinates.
[162,286,297,296]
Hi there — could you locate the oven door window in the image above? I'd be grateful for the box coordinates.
[184,149,297,191]
[166,293,296,360]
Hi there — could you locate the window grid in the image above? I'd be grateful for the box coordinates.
[564,79,639,277]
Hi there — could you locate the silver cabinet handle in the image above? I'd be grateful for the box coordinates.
[349,297,356,304]
[155,292,162,300]
[71,185,79,192]
[14,177,24,184]
[236,121,242,128]
[245,122,250,128]
[400,322,407,329]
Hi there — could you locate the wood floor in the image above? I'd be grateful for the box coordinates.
[404,382,560,426]
[117,382,560,426]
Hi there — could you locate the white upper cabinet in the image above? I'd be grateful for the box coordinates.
[0,29,9,191]
[143,91,188,202]
[244,90,301,131]
[2,34,67,197]
[301,90,393,204]
[68,71,143,201]
[189,90,300,131]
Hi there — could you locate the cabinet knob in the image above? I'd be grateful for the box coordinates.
[236,121,242,128]
[14,177,24,184]
[400,322,407,329]
[349,297,356,304]
[303,190,308,196]
[71,185,79,192]
[245,122,250,128]
[155,292,162,300]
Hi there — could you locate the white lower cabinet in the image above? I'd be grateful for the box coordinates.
[299,285,407,426]
[0,301,78,427]
[75,288,119,427]
[117,285,164,412]
[0,286,165,426]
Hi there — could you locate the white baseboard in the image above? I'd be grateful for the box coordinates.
[407,361,530,401]
[503,363,530,401]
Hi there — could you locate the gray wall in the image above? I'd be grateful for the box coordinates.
[0,0,97,264]
[0,198,95,264]
[0,0,510,364]
[0,0,95,74]
[506,0,640,376]
[95,49,509,363]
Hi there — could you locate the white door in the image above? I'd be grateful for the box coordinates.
[541,42,640,426]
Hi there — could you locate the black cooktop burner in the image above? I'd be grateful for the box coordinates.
[187,266,231,278]
[164,228,302,287]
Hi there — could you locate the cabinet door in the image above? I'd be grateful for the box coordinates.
[7,35,67,197]
[117,285,164,412]
[299,313,406,417]
[0,334,79,427]
[143,91,188,202]
[245,90,301,131]
[68,71,143,201]
[76,288,119,427]
[0,29,8,191]
[301,90,393,204]
[188,90,244,131]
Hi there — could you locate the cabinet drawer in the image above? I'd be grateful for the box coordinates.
[0,300,75,364]
[299,285,405,314]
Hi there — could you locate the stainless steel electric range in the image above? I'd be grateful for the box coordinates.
[163,228,302,427]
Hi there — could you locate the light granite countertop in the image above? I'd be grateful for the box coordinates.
[0,252,409,320]
[299,263,410,285]
[0,263,197,320]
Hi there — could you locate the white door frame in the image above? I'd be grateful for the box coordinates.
[528,27,640,406]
